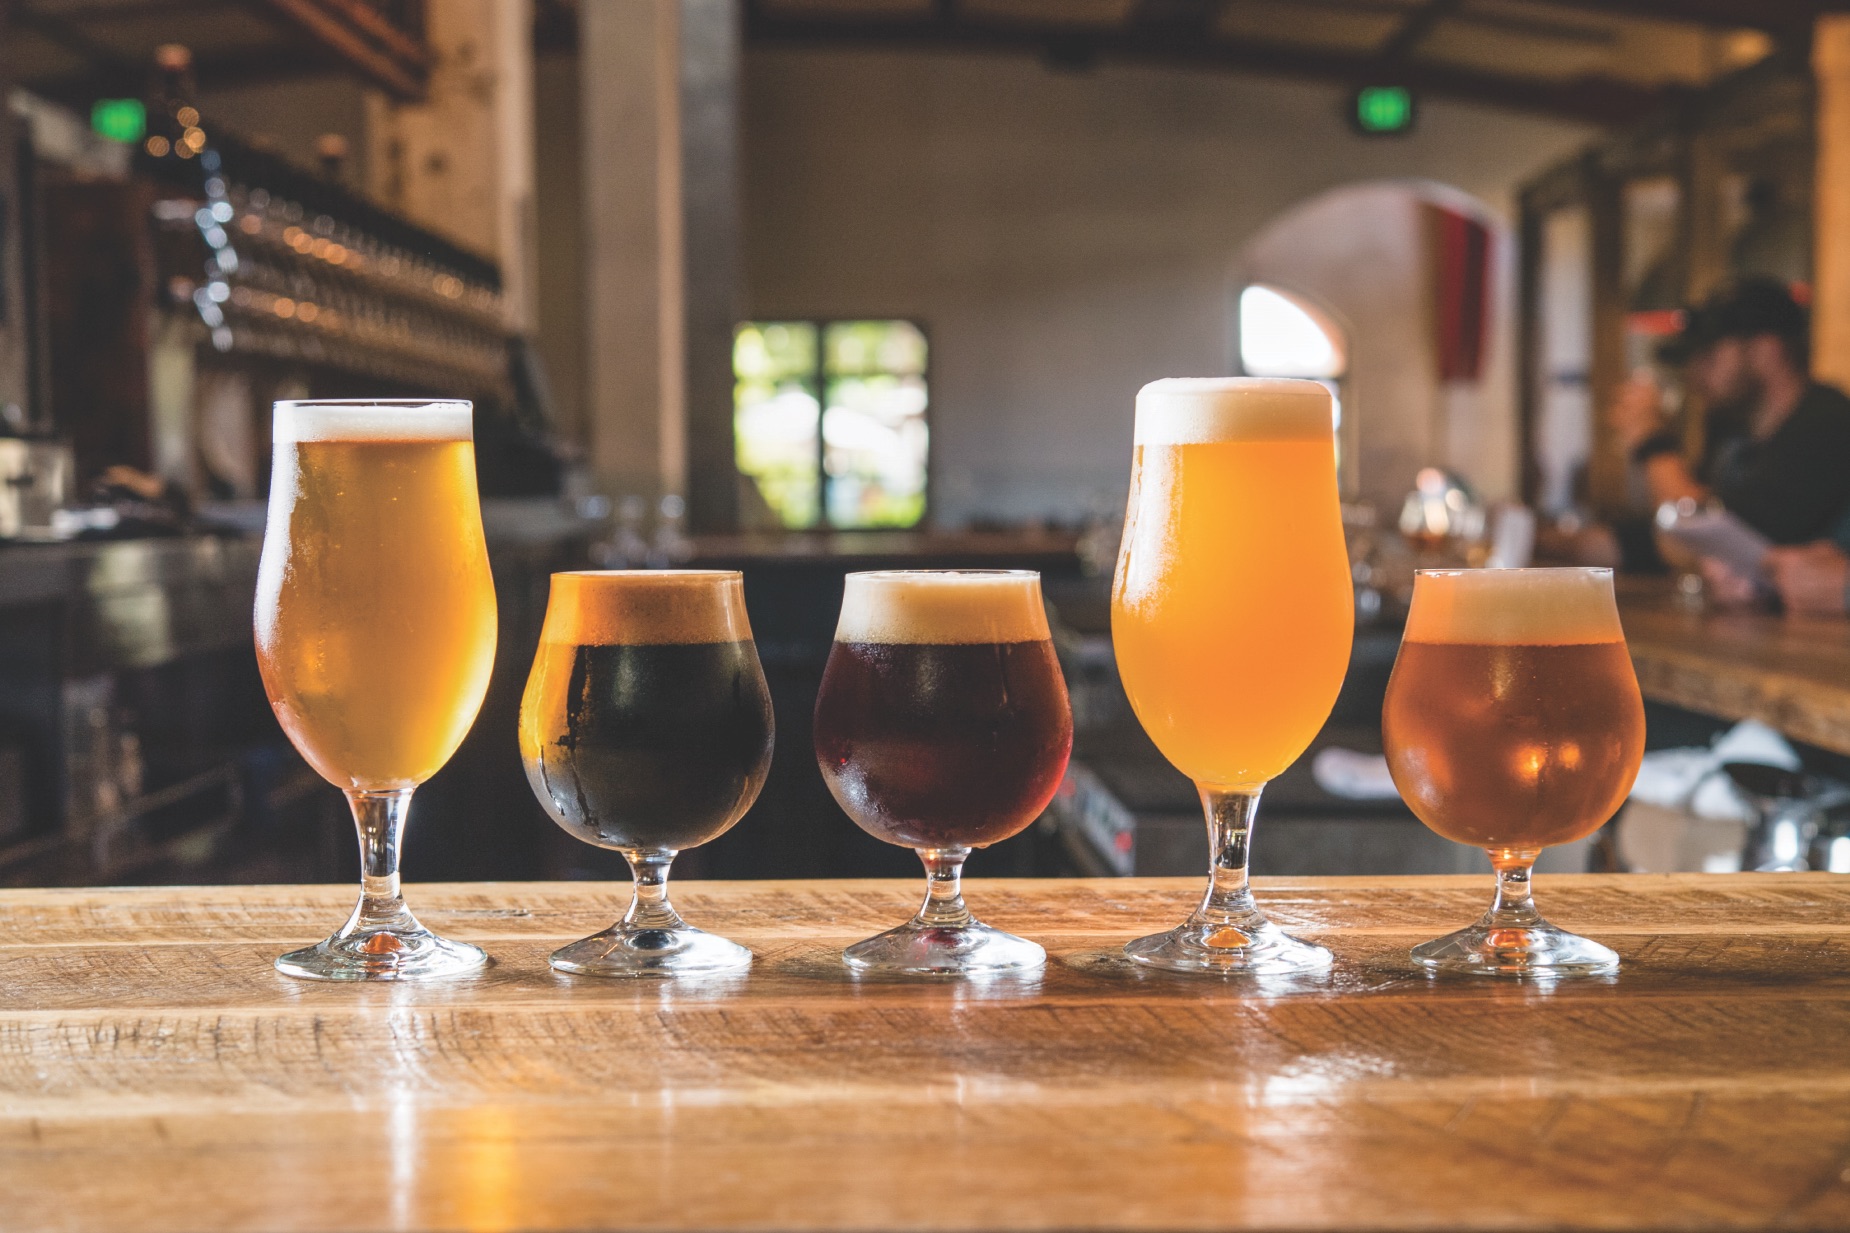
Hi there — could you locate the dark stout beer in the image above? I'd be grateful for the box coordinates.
[523,640,774,851]
[520,573,773,854]
[814,572,1072,851]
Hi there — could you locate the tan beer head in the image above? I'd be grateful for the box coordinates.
[836,570,1051,645]
[541,571,752,646]
[1405,567,1624,646]
[1134,377,1332,445]
[274,399,473,444]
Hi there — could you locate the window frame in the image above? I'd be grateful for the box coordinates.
[733,317,932,531]
[1233,283,1357,496]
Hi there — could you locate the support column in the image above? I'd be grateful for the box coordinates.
[1815,16,1850,389]
[0,0,32,429]
[366,0,537,331]
[580,0,741,529]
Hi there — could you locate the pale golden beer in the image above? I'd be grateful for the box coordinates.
[1111,379,1352,974]
[256,402,498,790]
[257,399,496,981]
[1113,381,1353,787]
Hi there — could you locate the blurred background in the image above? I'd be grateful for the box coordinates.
[0,0,1840,888]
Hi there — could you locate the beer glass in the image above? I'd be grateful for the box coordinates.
[1112,378,1353,974]
[256,400,497,980]
[520,571,773,976]
[1383,567,1644,977]
[815,571,1073,974]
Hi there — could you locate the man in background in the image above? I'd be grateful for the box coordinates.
[1610,277,1850,615]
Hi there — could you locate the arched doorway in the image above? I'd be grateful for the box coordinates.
[1232,180,1514,516]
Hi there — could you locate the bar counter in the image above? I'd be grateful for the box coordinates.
[1619,583,1850,754]
[6,874,1850,1230]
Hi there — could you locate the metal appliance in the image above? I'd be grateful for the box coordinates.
[0,438,70,538]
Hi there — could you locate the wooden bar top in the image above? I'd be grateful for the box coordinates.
[6,874,1850,1231]
[1619,584,1850,753]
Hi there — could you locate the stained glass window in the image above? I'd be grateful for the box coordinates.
[734,319,928,529]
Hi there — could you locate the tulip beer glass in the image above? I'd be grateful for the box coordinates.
[1383,567,1644,977]
[1112,378,1353,974]
[814,571,1073,974]
[520,571,774,976]
[256,400,497,980]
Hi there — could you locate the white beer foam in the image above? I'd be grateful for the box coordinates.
[274,400,472,444]
[1134,377,1332,445]
[1404,568,1624,646]
[835,571,1051,645]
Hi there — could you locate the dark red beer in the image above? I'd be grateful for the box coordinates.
[813,572,1073,850]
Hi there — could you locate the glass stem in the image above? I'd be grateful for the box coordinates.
[623,849,687,932]
[914,846,975,929]
[343,788,421,935]
[1189,785,1266,929]
[1482,848,1544,931]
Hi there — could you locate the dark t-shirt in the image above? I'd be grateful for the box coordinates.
[1703,383,1850,544]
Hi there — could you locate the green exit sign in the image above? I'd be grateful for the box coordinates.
[90,99,146,144]
[1352,86,1415,136]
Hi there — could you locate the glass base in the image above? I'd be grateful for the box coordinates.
[845,919,1045,976]
[1124,918,1332,976]
[550,923,753,978]
[275,925,488,982]
[1411,920,1619,979]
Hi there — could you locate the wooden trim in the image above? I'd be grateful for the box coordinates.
[254,0,430,100]
[743,8,1670,125]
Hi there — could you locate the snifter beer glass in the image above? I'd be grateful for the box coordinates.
[520,571,774,976]
[256,400,497,980]
[815,571,1073,974]
[1383,567,1643,977]
[1113,378,1353,974]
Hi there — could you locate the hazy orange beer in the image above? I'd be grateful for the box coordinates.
[1383,567,1643,976]
[256,400,497,981]
[1112,378,1352,974]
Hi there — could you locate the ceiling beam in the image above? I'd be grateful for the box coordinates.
[1515,0,1850,34]
[1378,0,1466,63]
[743,10,1670,126]
[252,0,429,99]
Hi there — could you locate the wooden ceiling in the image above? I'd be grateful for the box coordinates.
[6,0,1848,126]
[742,0,1850,124]
[7,0,431,103]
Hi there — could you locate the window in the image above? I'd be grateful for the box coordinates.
[733,320,929,529]
[1237,284,1352,489]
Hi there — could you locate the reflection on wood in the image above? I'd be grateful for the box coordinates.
[1621,588,1850,754]
[5,875,1850,1230]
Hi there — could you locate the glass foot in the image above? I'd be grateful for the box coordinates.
[1124,917,1332,976]
[275,925,488,982]
[1412,920,1619,978]
[845,919,1045,976]
[550,923,752,978]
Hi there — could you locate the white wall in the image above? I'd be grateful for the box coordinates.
[1238,181,1519,512]
[742,48,1592,525]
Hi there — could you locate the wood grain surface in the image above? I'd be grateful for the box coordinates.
[5,875,1850,1231]
[1620,587,1850,753]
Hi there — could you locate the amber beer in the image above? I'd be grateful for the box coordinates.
[1383,569,1645,852]
[1382,567,1643,978]
[256,401,497,788]
[520,571,774,853]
